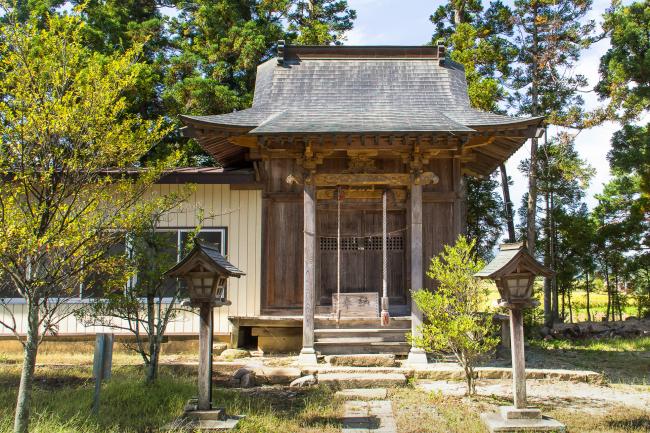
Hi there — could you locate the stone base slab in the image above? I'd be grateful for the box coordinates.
[481,412,566,433]
[163,415,244,431]
[499,406,542,420]
[186,408,226,421]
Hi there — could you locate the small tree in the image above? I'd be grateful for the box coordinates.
[77,195,196,383]
[411,236,498,395]
[0,11,175,433]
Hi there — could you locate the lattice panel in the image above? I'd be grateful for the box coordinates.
[319,236,404,251]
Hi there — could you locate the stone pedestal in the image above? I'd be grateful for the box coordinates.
[405,347,428,366]
[163,400,243,431]
[298,347,318,366]
[481,407,565,433]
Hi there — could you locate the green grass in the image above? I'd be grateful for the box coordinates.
[528,337,650,385]
[0,364,343,433]
[532,336,650,352]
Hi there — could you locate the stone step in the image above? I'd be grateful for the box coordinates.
[315,328,407,336]
[325,354,397,367]
[315,317,411,330]
[315,341,411,355]
[318,373,407,389]
[303,366,407,375]
[315,335,406,343]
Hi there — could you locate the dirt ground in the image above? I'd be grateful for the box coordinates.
[419,379,650,414]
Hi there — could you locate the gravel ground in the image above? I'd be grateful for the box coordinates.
[419,379,650,414]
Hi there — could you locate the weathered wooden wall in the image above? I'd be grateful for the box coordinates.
[0,184,263,336]
[260,154,464,312]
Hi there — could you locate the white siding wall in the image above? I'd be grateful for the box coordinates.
[0,184,262,336]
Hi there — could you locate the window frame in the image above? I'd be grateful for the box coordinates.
[1,227,228,304]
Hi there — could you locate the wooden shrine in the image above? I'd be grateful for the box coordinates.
[180,43,543,363]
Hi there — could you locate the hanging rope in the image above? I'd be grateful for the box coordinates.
[336,186,342,327]
[381,188,390,326]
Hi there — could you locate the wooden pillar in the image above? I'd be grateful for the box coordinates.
[299,182,318,365]
[510,307,526,409]
[198,303,213,410]
[407,183,427,365]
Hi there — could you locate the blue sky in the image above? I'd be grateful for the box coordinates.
[345,0,618,218]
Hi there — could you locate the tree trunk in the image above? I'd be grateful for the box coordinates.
[527,5,541,257]
[500,164,516,243]
[553,288,566,321]
[585,270,591,322]
[550,190,559,323]
[605,265,611,321]
[566,286,573,323]
[146,348,159,383]
[543,189,552,327]
[146,295,158,383]
[14,303,39,433]
[615,273,623,321]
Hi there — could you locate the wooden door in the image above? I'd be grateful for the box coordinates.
[317,208,406,305]
[263,199,304,310]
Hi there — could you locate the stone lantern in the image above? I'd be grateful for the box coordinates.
[166,240,244,417]
[475,242,565,433]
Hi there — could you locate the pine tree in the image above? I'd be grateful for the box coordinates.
[509,0,595,259]
[520,133,594,324]
[430,0,515,257]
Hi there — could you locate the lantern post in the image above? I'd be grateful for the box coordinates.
[475,243,565,433]
[165,240,244,430]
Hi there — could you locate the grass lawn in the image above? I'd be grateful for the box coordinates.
[528,336,650,385]
[0,364,343,433]
[0,360,649,432]
[0,336,649,432]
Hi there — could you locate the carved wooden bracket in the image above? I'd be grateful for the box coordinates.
[313,172,438,187]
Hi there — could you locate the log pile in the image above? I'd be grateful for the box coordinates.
[540,318,650,340]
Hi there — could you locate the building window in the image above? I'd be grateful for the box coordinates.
[0,228,228,301]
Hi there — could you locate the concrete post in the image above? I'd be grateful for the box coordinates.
[299,182,318,365]
[407,183,427,365]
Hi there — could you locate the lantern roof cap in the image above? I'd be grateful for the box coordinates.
[475,242,554,279]
[165,240,245,278]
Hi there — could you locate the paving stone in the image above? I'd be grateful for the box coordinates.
[326,354,397,367]
[318,373,407,389]
[220,349,250,360]
[342,400,397,433]
[336,388,388,399]
[481,412,566,433]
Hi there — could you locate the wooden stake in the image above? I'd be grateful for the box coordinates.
[509,307,526,409]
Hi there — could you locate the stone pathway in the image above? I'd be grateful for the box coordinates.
[340,388,396,433]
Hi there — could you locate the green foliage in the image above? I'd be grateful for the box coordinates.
[596,1,650,122]
[76,193,193,382]
[0,10,177,431]
[0,10,175,324]
[430,0,513,254]
[509,0,595,126]
[411,236,498,395]
[465,174,504,259]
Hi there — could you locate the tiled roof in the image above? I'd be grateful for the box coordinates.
[166,240,245,278]
[196,240,245,277]
[181,45,541,134]
[475,243,553,278]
